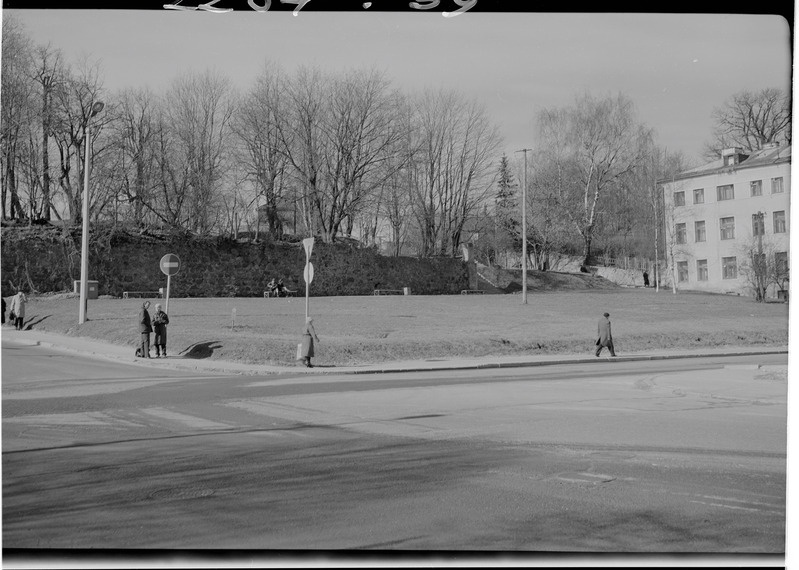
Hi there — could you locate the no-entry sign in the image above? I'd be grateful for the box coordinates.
[160,253,181,276]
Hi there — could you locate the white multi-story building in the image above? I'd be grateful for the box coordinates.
[660,143,790,298]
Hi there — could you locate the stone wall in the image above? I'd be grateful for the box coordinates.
[476,263,618,292]
[0,227,469,297]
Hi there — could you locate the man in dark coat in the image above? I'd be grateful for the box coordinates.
[595,312,616,357]
[139,301,153,358]
[152,303,170,357]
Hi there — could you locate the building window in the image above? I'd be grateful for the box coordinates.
[693,188,704,204]
[771,177,784,194]
[673,191,685,207]
[752,213,765,236]
[696,259,708,281]
[720,217,735,240]
[775,252,789,276]
[677,261,688,283]
[722,256,738,279]
[773,211,786,233]
[675,223,687,244]
[694,220,706,242]
[750,180,763,196]
[717,184,734,201]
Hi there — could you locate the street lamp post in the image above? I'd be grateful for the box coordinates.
[516,148,531,304]
[78,101,104,325]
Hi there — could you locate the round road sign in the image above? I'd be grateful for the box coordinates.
[160,253,181,276]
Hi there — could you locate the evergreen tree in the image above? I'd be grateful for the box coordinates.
[491,154,519,266]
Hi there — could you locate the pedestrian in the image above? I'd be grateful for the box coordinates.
[643,270,650,288]
[1,296,5,325]
[595,312,617,357]
[267,277,278,297]
[300,317,320,368]
[152,303,170,357]
[9,291,27,331]
[138,301,153,358]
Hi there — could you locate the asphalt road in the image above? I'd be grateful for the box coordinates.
[2,338,787,558]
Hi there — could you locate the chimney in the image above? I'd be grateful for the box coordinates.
[721,147,747,166]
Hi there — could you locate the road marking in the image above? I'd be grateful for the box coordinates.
[689,500,764,512]
[141,408,231,430]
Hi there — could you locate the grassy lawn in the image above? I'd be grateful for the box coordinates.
[13,289,789,366]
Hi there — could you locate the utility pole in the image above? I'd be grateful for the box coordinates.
[515,148,531,304]
[756,210,765,301]
[78,101,104,324]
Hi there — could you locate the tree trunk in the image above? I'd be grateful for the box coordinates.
[581,234,593,267]
[41,88,52,222]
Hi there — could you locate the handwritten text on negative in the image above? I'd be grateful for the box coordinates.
[164,0,477,17]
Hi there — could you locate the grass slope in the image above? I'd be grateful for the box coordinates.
[14,287,789,366]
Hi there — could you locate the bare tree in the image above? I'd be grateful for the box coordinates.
[277,66,405,243]
[703,87,791,159]
[48,56,108,225]
[30,44,65,222]
[1,16,35,221]
[232,62,291,240]
[408,89,502,257]
[737,228,788,302]
[527,151,579,271]
[164,70,235,235]
[536,92,653,267]
[111,87,161,227]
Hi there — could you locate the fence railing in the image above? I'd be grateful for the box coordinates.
[598,255,653,271]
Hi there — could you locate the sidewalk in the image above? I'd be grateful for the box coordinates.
[2,327,789,376]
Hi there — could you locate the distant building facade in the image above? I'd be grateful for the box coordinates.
[660,144,790,298]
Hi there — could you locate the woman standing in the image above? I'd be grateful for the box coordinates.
[9,291,27,331]
[300,317,320,368]
[138,301,153,358]
[152,303,170,357]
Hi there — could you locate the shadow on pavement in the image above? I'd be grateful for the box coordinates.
[23,314,51,330]
[180,341,223,359]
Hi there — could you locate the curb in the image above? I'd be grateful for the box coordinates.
[7,333,788,376]
[340,350,789,375]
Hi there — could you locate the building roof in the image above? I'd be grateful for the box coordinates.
[661,143,791,184]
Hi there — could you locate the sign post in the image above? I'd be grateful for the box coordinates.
[302,238,314,319]
[159,253,181,313]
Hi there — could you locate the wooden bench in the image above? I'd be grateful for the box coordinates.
[123,291,162,299]
[374,289,403,295]
[460,289,485,295]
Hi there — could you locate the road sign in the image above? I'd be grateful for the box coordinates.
[303,262,314,284]
[303,237,314,259]
[160,253,181,276]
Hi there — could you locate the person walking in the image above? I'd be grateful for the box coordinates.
[138,301,153,358]
[595,312,616,357]
[1,297,6,325]
[643,270,650,288]
[152,303,170,357]
[300,317,320,368]
[9,291,27,331]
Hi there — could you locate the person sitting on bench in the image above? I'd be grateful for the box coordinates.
[267,278,279,297]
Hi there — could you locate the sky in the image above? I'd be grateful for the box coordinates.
[4,9,793,164]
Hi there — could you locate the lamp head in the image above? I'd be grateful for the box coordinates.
[90,101,104,117]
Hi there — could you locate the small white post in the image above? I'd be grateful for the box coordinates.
[165,274,171,314]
